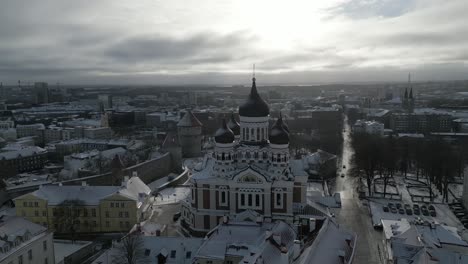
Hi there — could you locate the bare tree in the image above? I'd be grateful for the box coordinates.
[113,234,149,264]
[54,199,85,242]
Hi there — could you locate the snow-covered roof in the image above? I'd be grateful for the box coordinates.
[0,146,47,160]
[0,216,48,261]
[297,219,356,264]
[16,176,150,206]
[195,220,296,264]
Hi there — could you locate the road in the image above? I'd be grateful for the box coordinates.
[331,114,383,264]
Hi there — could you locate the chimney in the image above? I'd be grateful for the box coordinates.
[81,181,86,187]
[256,216,263,224]
[338,250,346,263]
[309,218,316,233]
[124,176,129,182]
[223,215,229,224]
[58,182,63,186]
[132,171,138,178]
[280,246,289,263]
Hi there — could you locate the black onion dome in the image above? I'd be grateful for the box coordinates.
[239,78,270,117]
[269,117,289,144]
[215,119,235,143]
[227,113,240,135]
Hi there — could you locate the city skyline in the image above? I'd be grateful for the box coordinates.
[1,0,468,85]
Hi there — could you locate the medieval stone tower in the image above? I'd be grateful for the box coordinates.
[177,110,203,158]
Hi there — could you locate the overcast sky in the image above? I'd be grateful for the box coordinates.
[1,0,467,85]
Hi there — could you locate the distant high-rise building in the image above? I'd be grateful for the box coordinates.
[98,94,113,109]
[0,82,4,99]
[189,91,198,105]
[34,82,49,104]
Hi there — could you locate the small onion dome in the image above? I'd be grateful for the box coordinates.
[215,119,235,144]
[227,113,240,136]
[269,118,289,145]
[239,77,270,117]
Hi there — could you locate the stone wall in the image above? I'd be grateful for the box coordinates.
[60,152,175,186]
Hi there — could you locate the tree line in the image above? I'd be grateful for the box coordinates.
[351,132,468,202]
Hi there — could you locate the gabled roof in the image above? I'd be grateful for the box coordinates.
[177,110,202,127]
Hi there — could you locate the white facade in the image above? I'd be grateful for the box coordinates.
[0,216,55,264]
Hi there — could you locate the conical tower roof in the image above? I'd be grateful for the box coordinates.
[177,110,202,127]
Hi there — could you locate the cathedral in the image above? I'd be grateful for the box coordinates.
[181,76,311,235]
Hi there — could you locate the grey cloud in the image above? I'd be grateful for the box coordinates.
[327,0,416,19]
[104,32,255,64]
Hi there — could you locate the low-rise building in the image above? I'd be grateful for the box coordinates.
[16,124,45,138]
[353,119,385,136]
[14,175,152,234]
[0,215,55,264]
[382,218,468,263]
[194,220,299,264]
[389,113,452,133]
[0,146,48,177]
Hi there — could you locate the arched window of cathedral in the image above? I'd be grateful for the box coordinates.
[246,152,251,159]
[254,152,258,159]
[250,128,254,141]
[277,154,281,162]
[263,152,267,159]
[222,153,225,160]
[257,128,260,140]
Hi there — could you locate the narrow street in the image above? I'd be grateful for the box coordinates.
[331,114,383,264]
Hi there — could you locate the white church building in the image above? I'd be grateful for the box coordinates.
[181,76,319,235]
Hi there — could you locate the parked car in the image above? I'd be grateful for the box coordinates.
[396,203,402,209]
[398,208,405,214]
[383,206,389,212]
[428,205,436,211]
[388,203,395,209]
[421,205,429,216]
[413,204,420,215]
[391,207,398,214]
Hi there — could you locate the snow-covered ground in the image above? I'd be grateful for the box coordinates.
[54,240,92,264]
[147,173,179,191]
[153,187,190,205]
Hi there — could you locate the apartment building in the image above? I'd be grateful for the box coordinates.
[0,146,48,177]
[0,215,54,264]
[14,175,151,234]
